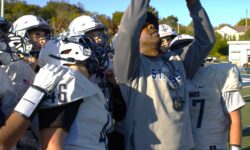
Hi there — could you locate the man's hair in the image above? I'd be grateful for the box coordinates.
[145,12,159,30]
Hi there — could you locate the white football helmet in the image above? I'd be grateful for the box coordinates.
[68,15,111,49]
[10,15,52,54]
[169,34,194,50]
[68,15,106,34]
[159,24,177,38]
[39,33,108,75]
[68,15,112,66]
[39,37,91,67]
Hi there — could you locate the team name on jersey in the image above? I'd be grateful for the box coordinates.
[189,91,200,98]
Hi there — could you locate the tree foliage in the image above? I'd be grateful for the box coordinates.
[210,32,228,57]
[239,29,250,40]
[96,14,115,35]
[2,0,239,58]
[5,1,41,22]
[236,18,250,26]
[40,1,86,34]
[217,23,231,29]
[159,15,178,29]
[112,11,123,27]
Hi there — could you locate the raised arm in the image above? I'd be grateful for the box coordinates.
[179,0,216,79]
[113,0,149,83]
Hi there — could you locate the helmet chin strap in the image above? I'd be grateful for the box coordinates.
[49,54,82,63]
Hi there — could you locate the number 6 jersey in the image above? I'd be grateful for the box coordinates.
[187,63,245,150]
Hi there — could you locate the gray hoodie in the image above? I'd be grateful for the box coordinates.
[113,0,216,149]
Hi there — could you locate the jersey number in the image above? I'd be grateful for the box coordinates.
[192,99,205,128]
[47,84,67,103]
[58,84,67,103]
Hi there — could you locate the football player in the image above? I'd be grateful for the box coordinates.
[11,15,52,72]
[68,15,113,97]
[170,35,245,150]
[158,24,178,52]
[7,18,52,148]
[3,15,43,150]
[0,57,67,150]
[37,33,112,150]
[68,15,126,150]
[188,63,245,150]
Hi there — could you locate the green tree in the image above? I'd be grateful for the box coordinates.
[236,18,250,26]
[5,1,41,22]
[96,14,115,35]
[179,25,193,35]
[217,23,231,28]
[112,11,123,27]
[159,15,178,29]
[210,32,228,57]
[239,29,250,40]
[41,1,86,34]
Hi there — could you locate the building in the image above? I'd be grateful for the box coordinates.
[216,25,250,40]
[227,41,250,66]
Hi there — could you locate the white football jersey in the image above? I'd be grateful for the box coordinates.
[40,67,112,149]
[0,68,18,119]
[2,60,35,99]
[188,63,245,149]
[40,68,98,108]
[90,74,112,101]
[64,84,112,150]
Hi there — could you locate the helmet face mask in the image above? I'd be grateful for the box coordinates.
[62,33,110,71]
[0,17,22,65]
[67,15,112,71]
[0,35,20,65]
[85,29,108,45]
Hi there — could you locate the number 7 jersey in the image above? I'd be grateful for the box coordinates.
[187,63,245,149]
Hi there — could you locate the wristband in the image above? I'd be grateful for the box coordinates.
[14,85,46,119]
[230,145,241,150]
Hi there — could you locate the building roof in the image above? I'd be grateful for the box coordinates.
[231,26,250,32]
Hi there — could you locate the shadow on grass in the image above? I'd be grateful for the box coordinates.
[244,97,250,103]
[243,127,250,137]
[243,146,250,150]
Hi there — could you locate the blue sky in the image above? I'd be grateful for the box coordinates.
[25,0,250,27]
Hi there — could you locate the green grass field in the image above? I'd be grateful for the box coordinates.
[240,87,250,150]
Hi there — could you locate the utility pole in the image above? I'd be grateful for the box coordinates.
[1,0,4,17]
[246,9,248,28]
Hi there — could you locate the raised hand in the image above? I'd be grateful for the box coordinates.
[14,64,70,119]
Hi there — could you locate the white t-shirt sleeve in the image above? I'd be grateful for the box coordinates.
[221,65,242,93]
[222,91,246,113]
